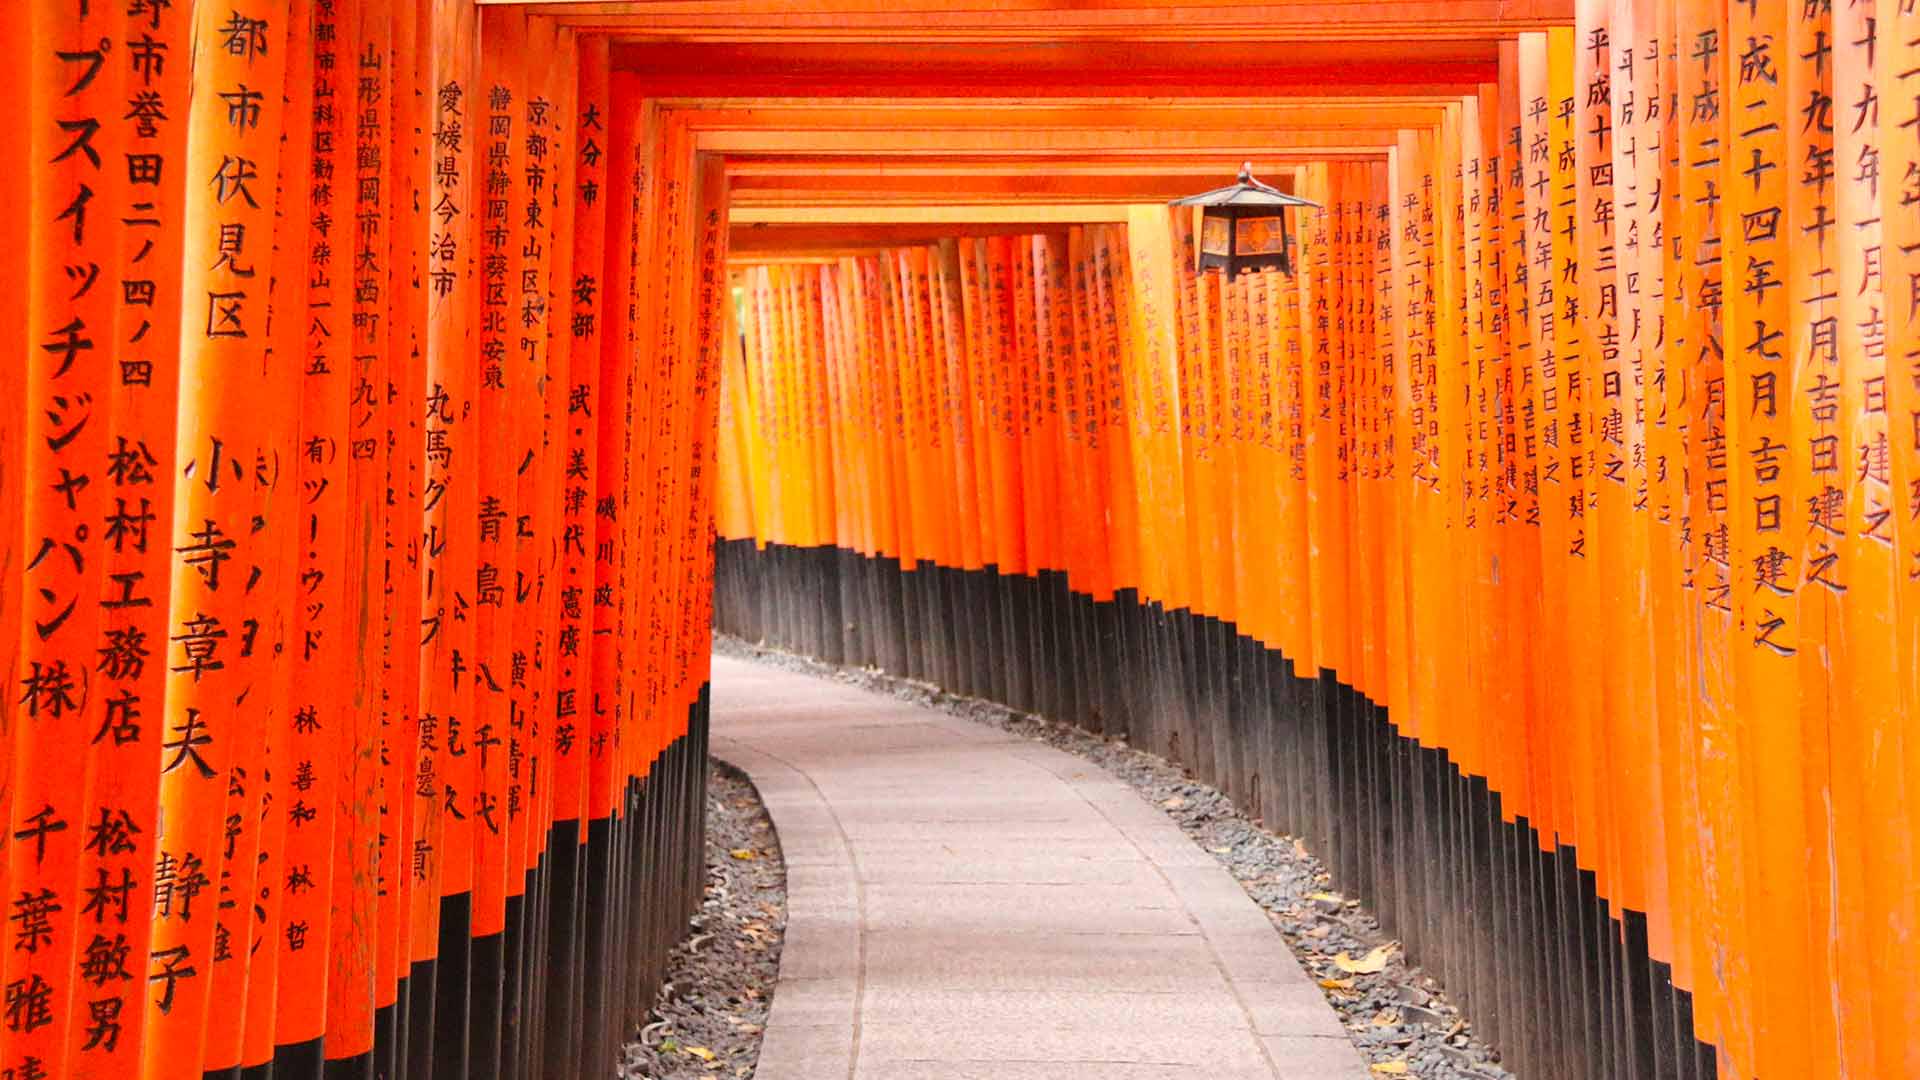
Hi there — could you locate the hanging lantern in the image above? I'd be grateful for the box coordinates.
[1170,163,1318,279]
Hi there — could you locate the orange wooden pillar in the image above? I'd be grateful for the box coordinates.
[543,31,610,1080]
[235,0,316,1070]
[10,6,125,1076]
[138,4,293,1077]
[413,0,480,1072]
[1719,1,1811,1074]
[1872,1,1920,1067]
[375,6,432,1065]
[61,0,189,1074]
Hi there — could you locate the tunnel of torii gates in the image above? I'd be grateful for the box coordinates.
[2,0,1920,1078]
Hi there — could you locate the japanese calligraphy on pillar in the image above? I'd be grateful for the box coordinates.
[141,6,290,1078]
[12,3,130,1075]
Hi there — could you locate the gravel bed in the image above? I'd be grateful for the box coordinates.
[621,760,787,1080]
[713,634,1514,1080]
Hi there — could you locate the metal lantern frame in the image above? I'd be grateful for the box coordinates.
[1171,163,1320,279]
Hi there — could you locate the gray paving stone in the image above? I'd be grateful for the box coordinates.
[854,1018,1273,1069]
[829,837,1156,866]
[840,819,1127,845]
[859,881,1190,936]
[1238,983,1355,1039]
[1261,1035,1376,1079]
[851,855,1168,887]
[714,655,1366,1080]
[859,928,1228,992]
[857,986,1255,1029]
[825,798,1100,822]
[857,1064,1278,1080]
[1207,928,1319,987]
[752,1022,856,1080]
[763,976,860,1028]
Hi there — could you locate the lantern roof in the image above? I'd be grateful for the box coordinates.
[1170,163,1321,209]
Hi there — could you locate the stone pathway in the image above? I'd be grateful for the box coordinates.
[711,654,1373,1080]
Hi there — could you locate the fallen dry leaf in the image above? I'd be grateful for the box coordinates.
[684,1045,716,1062]
[1371,1061,1409,1075]
[1307,891,1344,903]
[1318,976,1356,990]
[1160,796,1186,809]
[1333,943,1396,975]
[728,848,757,860]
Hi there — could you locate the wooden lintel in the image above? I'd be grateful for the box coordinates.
[731,204,1136,224]
[729,220,1077,256]
[494,1,1575,41]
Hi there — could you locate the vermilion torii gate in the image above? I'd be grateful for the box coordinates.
[2,2,1915,1079]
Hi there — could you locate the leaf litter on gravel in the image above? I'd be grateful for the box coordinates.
[620,761,786,1080]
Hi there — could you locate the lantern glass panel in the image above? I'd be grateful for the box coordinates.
[1200,213,1231,259]
[1234,214,1286,257]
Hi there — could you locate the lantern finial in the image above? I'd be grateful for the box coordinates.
[1238,161,1254,184]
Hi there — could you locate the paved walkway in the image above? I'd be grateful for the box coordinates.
[710,654,1373,1080]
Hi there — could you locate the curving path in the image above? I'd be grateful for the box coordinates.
[711,653,1373,1080]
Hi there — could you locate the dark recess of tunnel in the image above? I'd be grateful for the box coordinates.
[713,537,1727,1080]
